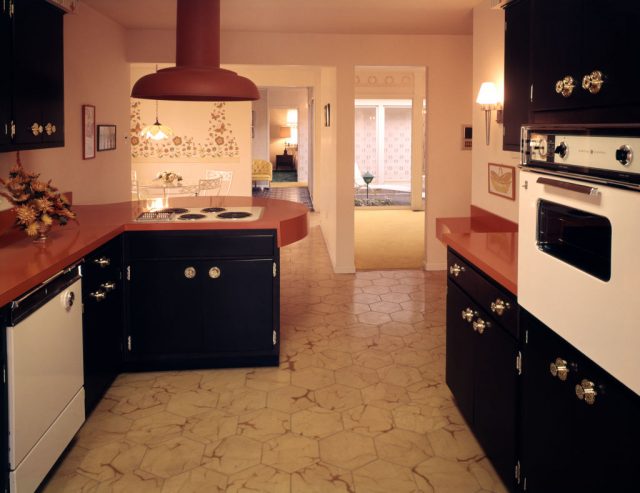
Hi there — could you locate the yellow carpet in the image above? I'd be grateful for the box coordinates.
[354,209,425,270]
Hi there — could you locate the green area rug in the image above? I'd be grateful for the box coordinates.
[273,170,298,182]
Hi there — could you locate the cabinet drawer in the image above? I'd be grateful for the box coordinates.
[83,236,123,285]
[447,249,517,338]
[126,230,276,259]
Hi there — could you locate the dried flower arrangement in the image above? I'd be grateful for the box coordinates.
[155,171,182,184]
[0,157,76,238]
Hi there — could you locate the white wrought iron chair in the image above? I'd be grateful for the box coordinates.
[206,170,233,195]
[197,176,223,196]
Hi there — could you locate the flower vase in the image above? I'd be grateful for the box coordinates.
[33,224,51,243]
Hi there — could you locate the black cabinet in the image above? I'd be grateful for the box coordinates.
[529,0,640,123]
[0,5,11,147]
[446,250,518,491]
[519,309,640,493]
[82,237,123,415]
[124,230,279,370]
[503,0,530,151]
[1,0,64,151]
[275,154,295,170]
[0,306,8,493]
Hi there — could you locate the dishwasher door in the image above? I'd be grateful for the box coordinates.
[7,271,85,493]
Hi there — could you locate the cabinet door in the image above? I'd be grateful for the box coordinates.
[202,259,274,353]
[0,7,11,147]
[503,0,530,151]
[11,0,64,147]
[445,281,476,425]
[473,308,517,490]
[128,260,203,358]
[520,310,577,493]
[530,0,582,112]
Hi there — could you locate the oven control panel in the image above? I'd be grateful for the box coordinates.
[522,125,640,189]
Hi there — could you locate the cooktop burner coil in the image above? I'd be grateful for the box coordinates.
[178,213,207,220]
[201,207,227,213]
[157,207,189,214]
[217,211,253,219]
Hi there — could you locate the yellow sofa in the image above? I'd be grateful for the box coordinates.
[252,159,273,189]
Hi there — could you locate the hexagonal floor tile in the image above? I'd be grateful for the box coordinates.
[166,389,219,417]
[291,366,335,390]
[216,388,267,415]
[245,367,291,392]
[357,311,392,325]
[291,461,355,493]
[226,464,290,493]
[378,366,423,387]
[343,403,394,436]
[335,365,380,389]
[237,408,291,442]
[162,466,228,492]
[352,349,394,370]
[126,411,186,446]
[314,384,363,412]
[203,435,262,475]
[319,431,377,470]
[361,382,411,410]
[139,436,205,479]
[353,459,418,493]
[183,409,238,444]
[413,456,485,493]
[76,441,147,482]
[370,301,403,314]
[374,428,433,467]
[291,406,343,439]
[262,432,320,473]
[267,385,317,413]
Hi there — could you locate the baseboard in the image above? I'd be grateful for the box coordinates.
[424,260,446,271]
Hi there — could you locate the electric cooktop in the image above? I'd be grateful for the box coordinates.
[135,206,264,223]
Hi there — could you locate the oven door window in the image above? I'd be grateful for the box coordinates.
[537,199,611,281]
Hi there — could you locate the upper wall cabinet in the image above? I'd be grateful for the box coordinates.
[529,0,640,123]
[0,2,12,147]
[503,0,640,149]
[1,0,65,151]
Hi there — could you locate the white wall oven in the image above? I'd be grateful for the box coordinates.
[519,124,640,396]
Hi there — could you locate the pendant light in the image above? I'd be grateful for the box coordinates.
[131,0,259,102]
[140,99,173,141]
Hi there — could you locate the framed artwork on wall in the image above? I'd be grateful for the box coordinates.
[97,125,117,151]
[488,163,516,200]
[82,105,95,160]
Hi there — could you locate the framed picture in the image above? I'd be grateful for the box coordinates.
[324,103,331,127]
[97,125,117,151]
[82,105,95,159]
[488,163,516,200]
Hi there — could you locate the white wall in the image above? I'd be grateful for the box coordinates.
[0,4,131,207]
[471,0,520,222]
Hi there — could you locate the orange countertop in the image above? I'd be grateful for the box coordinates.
[436,206,518,295]
[0,196,308,307]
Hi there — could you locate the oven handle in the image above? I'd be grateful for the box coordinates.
[536,177,599,196]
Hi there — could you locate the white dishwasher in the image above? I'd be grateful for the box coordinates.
[7,264,85,493]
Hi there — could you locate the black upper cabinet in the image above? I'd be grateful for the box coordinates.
[530,0,640,122]
[0,6,11,147]
[503,0,531,151]
[2,0,64,151]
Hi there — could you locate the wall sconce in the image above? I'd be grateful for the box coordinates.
[476,82,503,145]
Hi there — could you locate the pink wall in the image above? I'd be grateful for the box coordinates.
[0,4,131,208]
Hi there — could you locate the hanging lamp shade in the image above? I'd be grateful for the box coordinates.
[131,0,259,102]
[140,100,174,140]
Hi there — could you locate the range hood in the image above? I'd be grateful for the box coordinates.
[131,0,259,102]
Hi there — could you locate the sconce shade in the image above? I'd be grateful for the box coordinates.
[131,0,259,101]
[279,127,292,139]
[476,82,499,106]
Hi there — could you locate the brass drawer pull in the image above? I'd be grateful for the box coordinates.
[94,257,111,268]
[490,298,510,316]
[184,266,197,279]
[472,318,488,335]
[449,263,465,278]
[582,70,604,94]
[575,379,597,405]
[549,357,569,381]
[461,307,474,323]
[555,75,575,97]
[89,290,106,302]
[209,266,221,279]
[100,281,116,292]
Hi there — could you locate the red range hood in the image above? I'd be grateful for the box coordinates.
[131,0,259,101]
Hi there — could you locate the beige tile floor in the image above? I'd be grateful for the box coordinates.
[42,214,508,493]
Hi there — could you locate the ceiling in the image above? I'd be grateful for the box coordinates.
[81,0,480,35]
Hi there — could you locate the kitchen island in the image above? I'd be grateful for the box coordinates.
[0,196,308,307]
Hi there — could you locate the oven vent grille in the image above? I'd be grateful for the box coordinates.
[136,211,173,221]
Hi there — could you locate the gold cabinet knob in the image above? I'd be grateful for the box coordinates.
[575,379,597,405]
[555,76,575,97]
[94,256,111,267]
[45,122,57,135]
[89,290,107,301]
[582,70,604,94]
[184,266,197,279]
[461,307,475,323]
[101,281,116,292]
[549,357,570,381]
[472,318,488,335]
[490,298,510,316]
[449,263,465,278]
[209,266,221,279]
[31,122,44,136]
